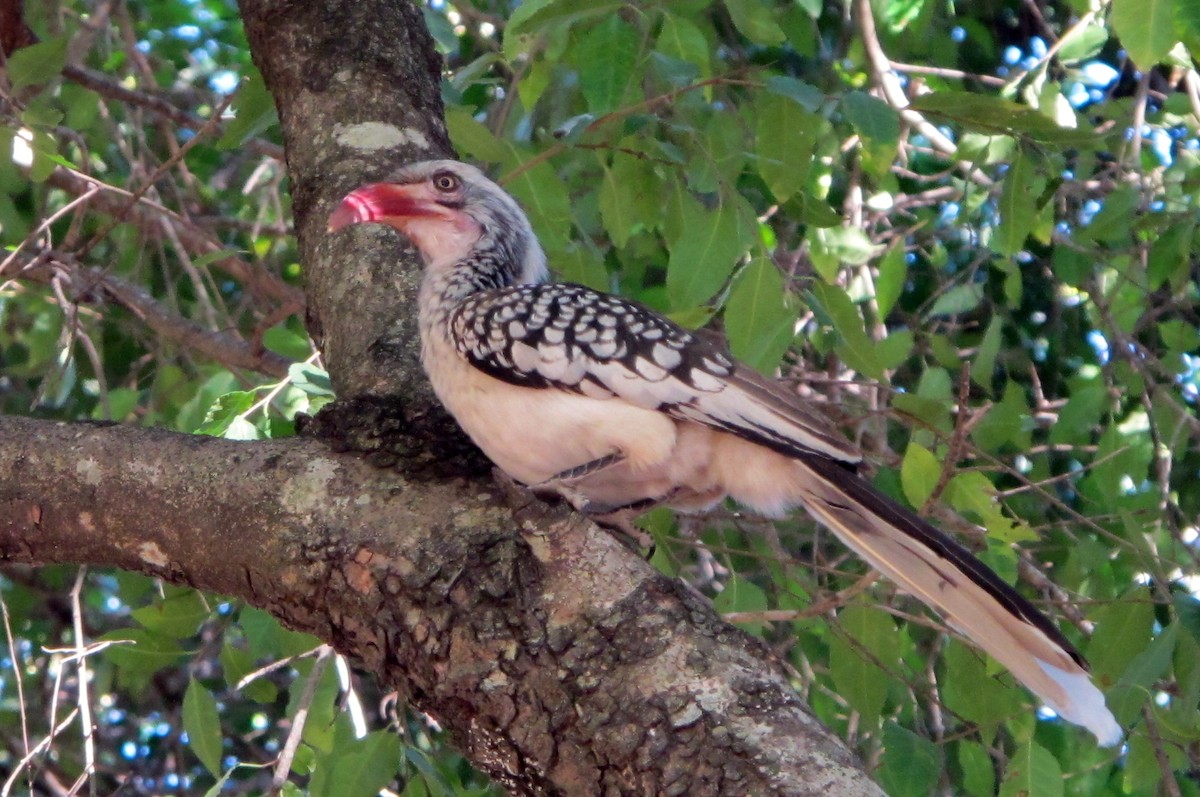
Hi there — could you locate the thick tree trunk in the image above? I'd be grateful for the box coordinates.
[0,0,886,794]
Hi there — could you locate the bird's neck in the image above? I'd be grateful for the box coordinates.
[418,250,520,329]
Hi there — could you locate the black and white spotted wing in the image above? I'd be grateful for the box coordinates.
[448,283,861,465]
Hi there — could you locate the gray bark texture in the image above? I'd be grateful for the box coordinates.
[0,0,887,794]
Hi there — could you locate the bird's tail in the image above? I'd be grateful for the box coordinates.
[791,454,1122,747]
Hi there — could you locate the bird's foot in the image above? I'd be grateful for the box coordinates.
[588,510,656,559]
[538,482,656,557]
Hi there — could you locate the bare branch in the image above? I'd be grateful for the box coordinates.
[10,251,291,378]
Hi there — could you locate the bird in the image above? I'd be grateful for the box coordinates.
[328,158,1122,746]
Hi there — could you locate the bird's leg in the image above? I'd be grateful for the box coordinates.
[530,452,626,489]
[525,451,628,508]
[527,453,659,556]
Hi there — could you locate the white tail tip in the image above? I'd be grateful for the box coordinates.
[1037,660,1123,747]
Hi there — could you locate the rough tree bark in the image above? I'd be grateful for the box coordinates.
[0,1,886,795]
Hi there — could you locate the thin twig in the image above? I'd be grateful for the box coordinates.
[72,91,236,263]
[11,251,292,378]
[854,0,992,187]
[722,571,880,623]
[271,646,333,794]
[0,589,30,785]
[0,709,80,797]
[68,568,96,796]
[0,184,100,276]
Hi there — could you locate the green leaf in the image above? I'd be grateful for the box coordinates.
[908,92,1098,146]
[656,13,710,77]
[941,640,1022,729]
[1117,622,1178,720]
[240,606,321,660]
[665,191,754,308]
[947,471,1036,543]
[575,16,639,114]
[101,629,187,690]
[445,108,508,164]
[1147,219,1195,288]
[843,90,900,158]
[263,325,312,361]
[830,605,899,723]
[190,248,245,270]
[806,281,884,380]
[1179,0,1200,53]
[6,36,70,89]
[874,244,906,319]
[295,662,342,753]
[999,741,1063,797]
[970,316,1003,390]
[900,443,940,508]
[216,70,277,150]
[878,723,942,797]
[28,129,59,182]
[501,154,574,253]
[196,391,256,437]
[793,191,842,227]
[1084,184,1139,244]
[1089,600,1155,684]
[972,380,1031,451]
[687,111,746,192]
[925,283,984,318]
[875,330,914,371]
[507,0,621,39]
[22,93,64,129]
[723,0,786,45]
[994,148,1042,256]
[1057,20,1109,64]
[1047,383,1107,446]
[556,245,609,291]
[289,363,335,398]
[764,76,824,111]
[1111,0,1178,68]
[1176,594,1200,643]
[91,387,140,421]
[220,643,278,703]
[132,591,210,638]
[183,679,223,776]
[809,225,882,282]
[725,257,797,372]
[713,575,768,635]
[957,741,997,797]
[755,94,817,202]
[313,730,404,797]
[599,165,636,248]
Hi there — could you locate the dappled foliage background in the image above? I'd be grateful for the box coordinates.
[2,0,1199,794]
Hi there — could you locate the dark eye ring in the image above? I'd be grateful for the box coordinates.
[432,172,460,193]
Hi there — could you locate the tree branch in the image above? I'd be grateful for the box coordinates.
[44,167,305,313]
[0,415,883,796]
[10,250,291,378]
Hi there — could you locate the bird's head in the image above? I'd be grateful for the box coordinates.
[328,159,547,286]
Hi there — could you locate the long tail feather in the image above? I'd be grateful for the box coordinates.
[793,454,1122,746]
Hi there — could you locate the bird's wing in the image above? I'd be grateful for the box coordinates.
[448,282,861,465]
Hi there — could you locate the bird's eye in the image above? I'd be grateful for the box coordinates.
[432,172,460,193]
